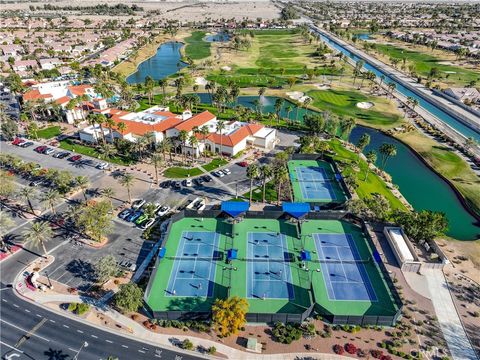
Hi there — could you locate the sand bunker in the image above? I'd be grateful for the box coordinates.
[221,66,231,71]
[356,102,375,109]
[286,91,311,103]
[195,77,208,86]
[315,83,331,90]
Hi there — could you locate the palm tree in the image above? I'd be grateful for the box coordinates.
[18,186,36,213]
[144,75,155,104]
[178,130,189,164]
[99,143,116,161]
[41,190,61,215]
[199,125,210,162]
[22,221,53,258]
[356,133,371,162]
[117,122,127,138]
[159,138,173,162]
[189,135,199,163]
[273,165,288,206]
[379,143,397,170]
[75,176,90,202]
[158,79,167,104]
[340,117,356,139]
[101,187,116,209]
[151,152,163,184]
[317,141,330,159]
[285,105,293,122]
[259,164,273,203]
[246,163,259,205]
[104,117,116,143]
[215,120,226,156]
[274,98,284,122]
[364,150,377,181]
[119,173,135,203]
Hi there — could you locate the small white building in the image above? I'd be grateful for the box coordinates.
[39,58,63,70]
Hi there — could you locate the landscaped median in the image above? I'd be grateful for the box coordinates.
[59,139,133,166]
[163,158,228,178]
[35,125,62,139]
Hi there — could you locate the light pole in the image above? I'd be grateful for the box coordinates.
[73,341,88,360]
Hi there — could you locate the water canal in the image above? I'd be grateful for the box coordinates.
[126,41,187,84]
[195,93,479,240]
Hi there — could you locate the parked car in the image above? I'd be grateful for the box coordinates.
[160,180,171,188]
[126,210,143,222]
[12,137,25,146]
[157,206,170,217]
[44,148,55,155]
[96,162,109,170]
[173,182,181,190]
[213,170,224,178]
[202,175,212,182]
[34,145,47,153]
[20,141,34,148]
[131,199,146,210]
[118,209,131,220]
[54,151,70,159]
[183,179,193,187]
[139,217,156,230]
[237,161,248,167]
[222,168,231,175]
[29,178,45,187]
[68,155,82,162]
[135,213,149,225]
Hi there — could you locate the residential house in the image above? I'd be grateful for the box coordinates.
[39,58,63,70]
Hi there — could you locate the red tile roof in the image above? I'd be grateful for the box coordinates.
[174,111,215,132]
[55,96,71,105]
[206,123,264,147]
[68,84,92,96]
[110,112,182,136]
[23,89,53,101]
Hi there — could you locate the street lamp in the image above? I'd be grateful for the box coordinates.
[73,341,88,360]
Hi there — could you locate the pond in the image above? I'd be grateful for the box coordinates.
[355,33,371,41]
[205,32,231,42]
[126,41,187,84]
[196,93,479,240]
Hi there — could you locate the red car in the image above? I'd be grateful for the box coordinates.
[34,145,47,153]
[12,137,25,146]
[68,155,82,162]
[237,161,248,167]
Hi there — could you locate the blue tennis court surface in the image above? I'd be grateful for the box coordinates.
[166,231,220,297]
[313,233,377,301]
[246,232,294,300]
[295,166,336,201]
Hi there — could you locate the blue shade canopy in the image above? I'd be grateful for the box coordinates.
[282,202,310,219]
[373,250,382,263]
[301,250,311,261]
[227,249,238,260]
[159,247,167,258]
[221,201,249,218]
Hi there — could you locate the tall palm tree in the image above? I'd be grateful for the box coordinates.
[158,138,173,162]
[101,187,116,209]
[379,143,397,170]
[158,79,167,104]
[199,125,210,162]
[151,152,163,184]
[259,164,273,203]
[215,120,226,156]
[18,186,36,213]
[285,105,293,122]
[119,173,135,203]
[41,190,61,215]
[23,221,53,258]
[273,165,288,206]
[75,176,90,202]
[104,117,117,143]
[340,117,356,139]
[364,150,377,181]
[246,163,259,205]
[356,133,371,162]
[99,143,116,161]
[189,135,199,163]
[274,98,284,122]
[117,122,127,138]
[178,130,189,164]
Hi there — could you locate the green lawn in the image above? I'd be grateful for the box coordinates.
[307,90,402,128]
[374,44,479,87]
[243,181,278,203]
[328,139,406,211]
[184,31,211,60]
[36,126,61,139]
[163,158,227,178]
[59,139,133,166]
[202,158,228,172]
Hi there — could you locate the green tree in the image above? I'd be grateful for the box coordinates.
[41,190,61,215]
[18,186,37,213]
[259,164,273,203]
[215,120,226,156]
[273,165,289,205]
[391,210,448,242]
[379,143,397,169]
[22,221,53,258]
[356,133,371,162]
[94,254,119,283]
[178,130,189,164]
[114,283,144,313]
[75,176,90,202]
[340,117,356,139]
[119,173,135,203]
[246,163,259,205]
[364,150,377,181]
[304,114,325,137]
[75,200,113,242]
[364,193,391,221]
[0,117,18,140]
[0,170,17,198]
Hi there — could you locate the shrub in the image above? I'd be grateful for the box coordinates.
[272,322,303,344]
[333,344,344,355]
[75,303,90,315]
[357,348,367,357]
[181,339,194,350]
[380,356,392,360]
[67,303,77,312]
[207,346,216,355]
[371,349,384,358]
[345,343,357,354]
[473,311,479,317]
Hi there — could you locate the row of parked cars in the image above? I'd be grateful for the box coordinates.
[159,168,232,190]
[11,137,109,170]
[117,199,170,230]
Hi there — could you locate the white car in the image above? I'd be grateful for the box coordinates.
[156,205,171,217]
[183,179,193,187]
[132,199,146,210]
[222,168,231,175]
[96,162,109,170]
[140,217,156,230]
[214,170,225,178]
[118,209,132,220]
[44,148,55,155]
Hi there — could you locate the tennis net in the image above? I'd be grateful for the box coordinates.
[165,255,223,261]
[311,258,371,264]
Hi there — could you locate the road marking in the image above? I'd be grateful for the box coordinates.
[68,348,77,352]
[0,318,50,343]
[121,345,128,348]
[13,303,19,308]
[105,340,113,343]
[36,314,43,318]
[63,324,70,328]
[24,309,31,313]
[49,320,55,323]
[138,350,145,353]
[2,298,7,302]
[0,341,24,353]
[91,334,98,338]
[76,329,84,333]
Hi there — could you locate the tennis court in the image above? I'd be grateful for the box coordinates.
[288,160,348,204]
[165,231,220,297]
[246,232,294,300]
[313,233,377,302]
